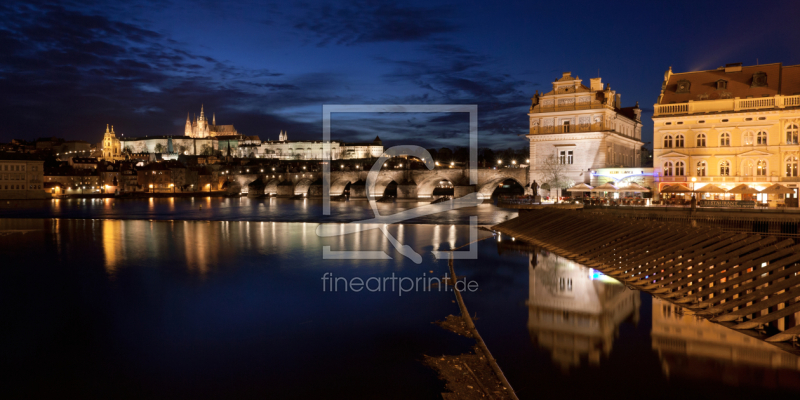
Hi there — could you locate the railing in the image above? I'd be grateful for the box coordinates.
[654,94,800,116]
[530,103,608,113]
[537,123,604,134]
[739,97,775,109]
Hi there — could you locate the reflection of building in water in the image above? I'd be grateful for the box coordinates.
[652,298,800,389]
[527,251,640,369]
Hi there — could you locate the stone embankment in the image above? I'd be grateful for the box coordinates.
[493,209,800,352]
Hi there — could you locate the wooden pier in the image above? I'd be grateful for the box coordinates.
[493,209,800,352]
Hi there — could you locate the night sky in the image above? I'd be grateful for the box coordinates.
[2,0,799,149]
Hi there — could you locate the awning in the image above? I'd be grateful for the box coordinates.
[592,182,618,192]
[759,184,796,195]
[567,183,594,192]
[727,184,760,194]
[617,183,650,192]
[694,184,727,193]
[661,184,692,193]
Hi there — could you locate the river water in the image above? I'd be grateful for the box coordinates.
[1,199,799,399]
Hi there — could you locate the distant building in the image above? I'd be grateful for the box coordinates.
[257,132,383,160]
[652,62,800,206]
[185,105,238,138]
[101,125,123,161]
[527,72,644,196]
[0,153,46,199]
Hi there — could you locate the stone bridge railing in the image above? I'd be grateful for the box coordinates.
[222,167,529,199]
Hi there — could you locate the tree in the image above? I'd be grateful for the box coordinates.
[438,147,453,162]
[537,155,574,200]
[154,143,165,153]
[177,145,188,154]
[426,148,439,163]
[452,147,469,163]
[200,144,213,156]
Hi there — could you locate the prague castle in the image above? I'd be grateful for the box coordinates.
[102,105,383,161]
[184,105,238,138]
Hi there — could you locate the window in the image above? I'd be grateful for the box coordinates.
[559,150,572,164]
[665,122,672,125]
[696,133,706,147]
[787,156,798,177]
[697,161,707,177]
[716,79,728,90]
[675,134,684,148]
[720,132,731,146]
[698,120,705,123]
[751,71,767,87]
[675,161,685,176]
[562,121,570,133]
[664,134,673,148]
[744,131,754,145]
[677,121,684,125]
[744,160,754,176]
[676,79,691,93]
[719,160,730,176]
[757,131,767,145]
[664,161,673,176]
[722,119,729,122]
[745,118,753,121]
[787,124,799,144]
[757,160,767,176]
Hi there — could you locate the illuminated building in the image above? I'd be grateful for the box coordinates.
[0,153,46,199]
[526,251,640,369]
[651,298,800,389]
[653,62,800,205]
[527,72,645,196]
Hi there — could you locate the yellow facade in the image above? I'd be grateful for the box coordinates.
[102,124,122,161]
[653,63,800,205]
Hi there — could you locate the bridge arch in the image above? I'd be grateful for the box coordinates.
[478,176,526,198]
[294,178,314,196]
[265,178,281,195]
[330,177,355,196]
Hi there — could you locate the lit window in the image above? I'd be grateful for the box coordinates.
[719,160,730,176]
[675,161,685,176]
[787,124,799,144]
[663,134,673,148]
[696,133,706,147]
[720,132,731,146]
[786,156,798,177]
[697,161,707,177]
[757,160,767,176]
[675,134,684,148]
[744,131,754,145]
[663,161,673,176]
[757,131,767,145]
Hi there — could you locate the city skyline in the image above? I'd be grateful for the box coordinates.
[2,0,799,149]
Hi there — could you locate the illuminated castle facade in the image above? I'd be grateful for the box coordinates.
[185,105,239,138]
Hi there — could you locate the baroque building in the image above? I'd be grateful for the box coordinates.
[185,105,238,138]
[101,124,122,161]
[527,72,644,196]
[652,62,800,204]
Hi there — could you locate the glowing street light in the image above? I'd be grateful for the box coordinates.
[497,160,502,165]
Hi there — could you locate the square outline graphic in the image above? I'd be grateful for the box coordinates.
[320,105,480,261]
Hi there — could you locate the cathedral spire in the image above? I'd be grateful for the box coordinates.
[213,113,215,126]
[106,124,110,133]
[111,125,115,133]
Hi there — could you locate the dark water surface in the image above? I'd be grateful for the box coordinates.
[2,201,799,399]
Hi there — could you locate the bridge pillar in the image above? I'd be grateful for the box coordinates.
[454,185,476,198]
[276,182,294,197]
[397,184,418,199]
[308,183,324,197]
[350,180,367,199]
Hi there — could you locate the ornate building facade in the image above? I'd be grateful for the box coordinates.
[652,62,800,203]
[527,72,644,195]
[185,105,238,138]
[101,124,122,161]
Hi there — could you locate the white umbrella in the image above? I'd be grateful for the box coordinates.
[617,182,650,193]
[567,183,594,192]
[593,182,618,192]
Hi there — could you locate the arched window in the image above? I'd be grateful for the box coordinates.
[744,131,754,145]
[757,131,767,145]
[786,155,798,177]
[663,161,673,176]
[719,160,730,176]
[675,134,684,148]
[743,160,754,176]
[696,133,706,147]
[697,161,707,177]
[757,160,767,176]
[664,134,673,148]
[720,132,731,146]
[675,161,685,176]
[787,124,799,144]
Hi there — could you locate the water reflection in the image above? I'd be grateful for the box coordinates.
[526,250,640,369]
[652,298,800,389]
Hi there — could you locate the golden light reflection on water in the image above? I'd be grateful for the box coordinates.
[102,220,122,278]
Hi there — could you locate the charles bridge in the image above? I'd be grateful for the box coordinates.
[222,167,529,199]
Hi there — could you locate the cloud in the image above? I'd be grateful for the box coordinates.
[293,1,457,46]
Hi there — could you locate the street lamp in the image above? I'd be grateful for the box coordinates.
[170,183,175,193]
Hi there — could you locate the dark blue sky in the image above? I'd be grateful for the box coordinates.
[1,0,798,149]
